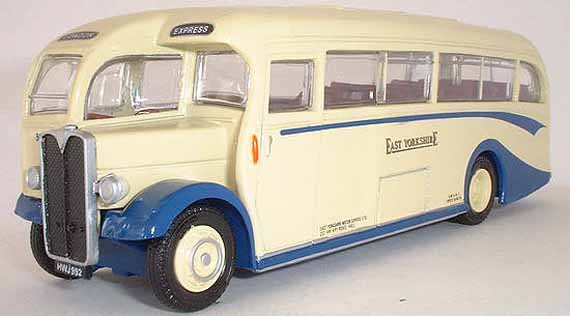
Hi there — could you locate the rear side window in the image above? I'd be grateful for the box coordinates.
[87,56,182,120]
[438,54,482,102]
[269,60,313,113]
[519,62,541,102]
[439,54,517,102]
[325,53,379,108]
[482,57,515,101]
[383,52,432,104]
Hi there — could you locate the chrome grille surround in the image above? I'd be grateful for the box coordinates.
[40,126,98,266]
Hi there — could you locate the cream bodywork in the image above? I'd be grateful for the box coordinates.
[21,7,550,260]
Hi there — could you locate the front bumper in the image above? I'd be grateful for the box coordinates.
[14,194,147,277]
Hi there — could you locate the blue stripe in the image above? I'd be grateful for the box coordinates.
[256,204,467,271]
[280,111,545,136]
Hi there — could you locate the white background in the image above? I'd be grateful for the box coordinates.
[0,1,568,315]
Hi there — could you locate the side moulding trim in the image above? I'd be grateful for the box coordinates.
[101,180,257,270]
[256,204,467,271]
[281,111,545,136]
[464,139,551,205]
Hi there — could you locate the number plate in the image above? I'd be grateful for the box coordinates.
[54,261,90,279]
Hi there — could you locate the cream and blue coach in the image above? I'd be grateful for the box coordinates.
[14,7,550,312]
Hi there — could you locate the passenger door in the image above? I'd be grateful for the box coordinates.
[256,57,321,253]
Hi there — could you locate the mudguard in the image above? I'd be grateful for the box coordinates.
[464,139,550,205]
[14,194,42,224]
[100,180,256,269]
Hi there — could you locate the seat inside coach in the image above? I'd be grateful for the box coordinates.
[325,79,428,105]
[385,79,426,102]
[438,79,512,101]
[482,81,509,100]
[325,82,376,105]
[438,79,480,101]
[519,84,534,102]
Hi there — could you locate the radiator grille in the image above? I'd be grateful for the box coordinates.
[41,130,98,265]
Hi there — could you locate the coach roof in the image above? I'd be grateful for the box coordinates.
[46,6,537,56]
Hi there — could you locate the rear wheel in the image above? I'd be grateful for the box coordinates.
[147,205,235,312]
[30,223,79,280]
[456,156,497,225]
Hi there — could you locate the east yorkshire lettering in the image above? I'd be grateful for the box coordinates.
[386,131,439,154]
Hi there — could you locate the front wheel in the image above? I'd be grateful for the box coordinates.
[147,205,235,312]
[456,156,497,225]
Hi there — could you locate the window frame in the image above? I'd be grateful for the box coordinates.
[84,54,183,121]
[381,51,434,105]
[193,51,250,108]
[438,53,484,102]
[324,51,382,109]
[481,56,516,102]
[323,50,435,110]
[438,53,517,103]
[30,54,82,115]
[518,61,542,103]
[268,59,315,114]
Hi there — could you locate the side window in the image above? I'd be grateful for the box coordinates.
[88,62,126,116]
[383,52,432,104]
[325,52,379,108]
[519,62,541,103]
[194,52,249,107]
[482,57,515,101]
[137,59,184,111]
[438,54,482,102]
[269,60,313,113]
[87,56,182,120]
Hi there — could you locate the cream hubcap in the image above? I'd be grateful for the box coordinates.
[174,225,225,293]
[469,169,493,213]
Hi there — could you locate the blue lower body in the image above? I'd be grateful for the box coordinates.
[15,195,468,275]
[15,195,150,277]
[14,139,551,276]
[95,238,148,277]
[466,139,551,205]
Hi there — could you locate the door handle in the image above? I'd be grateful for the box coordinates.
[263,135,273,157]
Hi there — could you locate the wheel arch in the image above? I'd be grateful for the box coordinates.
[100,180,257,270]
[464,139,551,205]
[191,197,255,270]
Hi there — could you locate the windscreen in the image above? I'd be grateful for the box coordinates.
[30,57,80,115]
[86,56,182,120]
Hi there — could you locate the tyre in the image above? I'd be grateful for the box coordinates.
[456,156,497,225]
[30,223,79,280]
[147,205,235,312]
